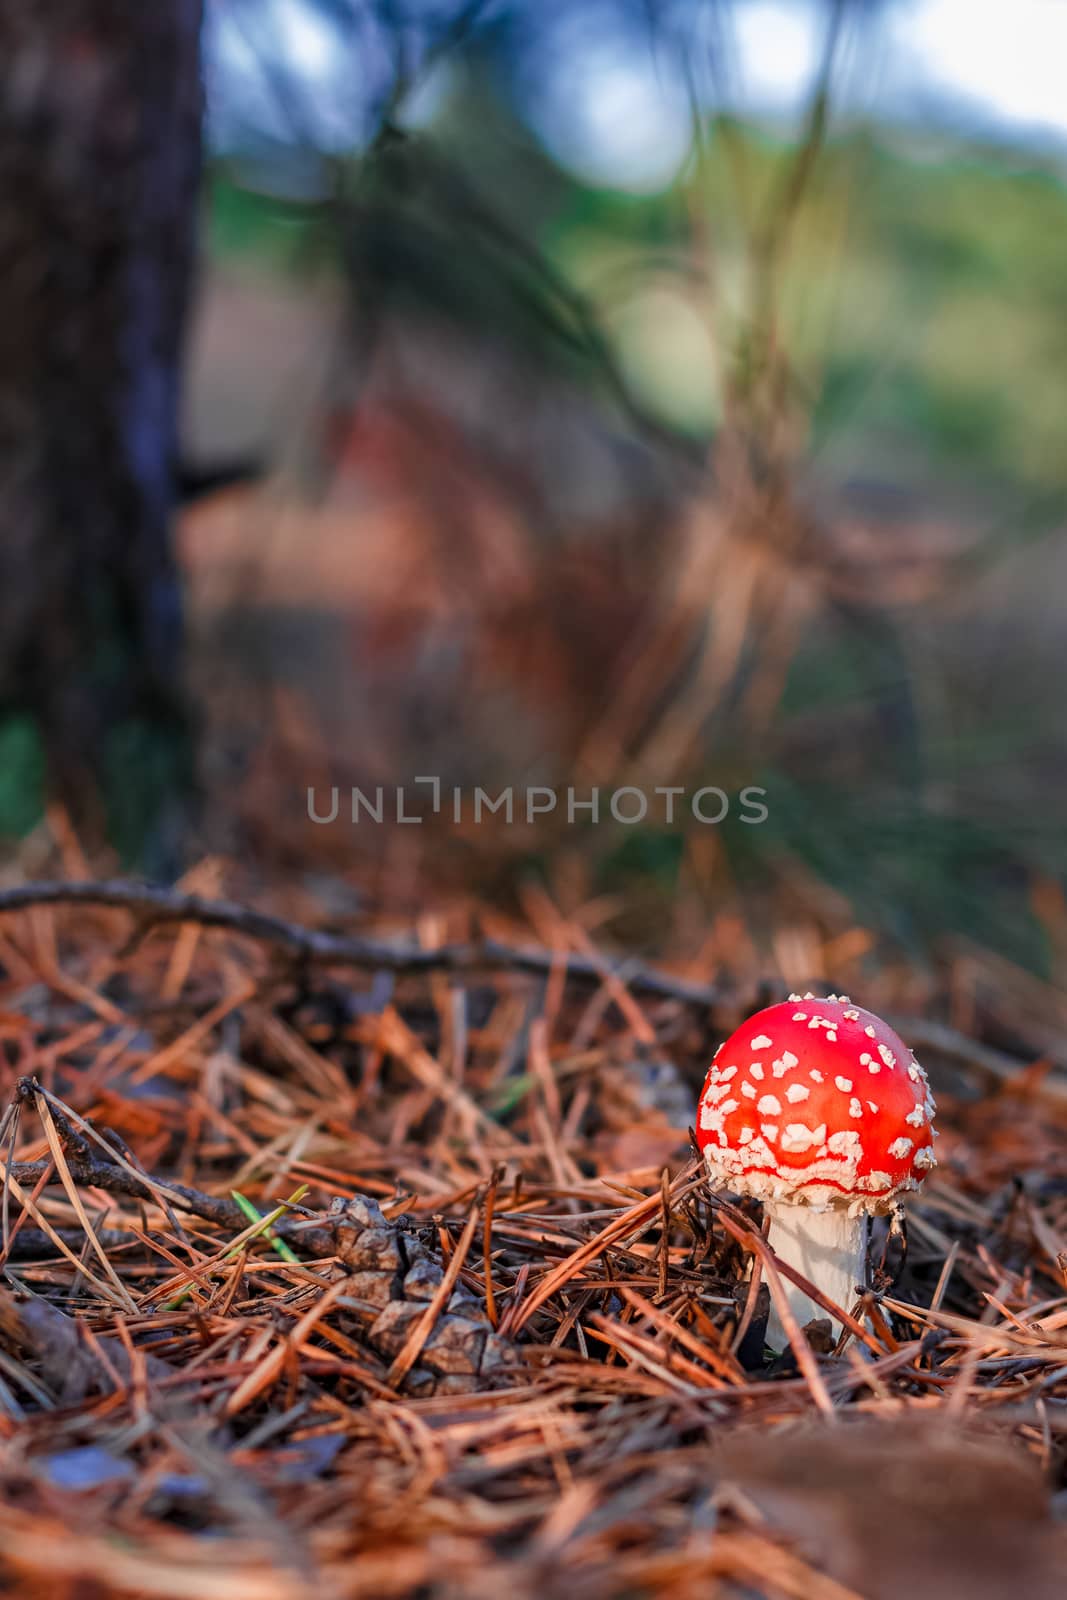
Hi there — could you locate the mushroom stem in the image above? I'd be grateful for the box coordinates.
[763,1205,868,1349]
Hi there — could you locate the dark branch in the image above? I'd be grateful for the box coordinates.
[0,880,1061,1096]
[0,878,730,1008]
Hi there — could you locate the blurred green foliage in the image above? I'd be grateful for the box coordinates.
[0,716,46,839]
[548,130,1067,504]
[204,115,1067,973]
[211,123,1067,506]
[206,172,325,270]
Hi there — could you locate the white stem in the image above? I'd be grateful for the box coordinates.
[763,1205,868,1350]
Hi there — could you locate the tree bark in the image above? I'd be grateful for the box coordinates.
[0,1,202,862]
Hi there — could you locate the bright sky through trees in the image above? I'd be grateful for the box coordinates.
[209,0,1067,188]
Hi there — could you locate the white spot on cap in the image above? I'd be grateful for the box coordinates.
[878,1044,896,1069]
[849,1097,863,1118]
[835,1076,853,1093]
[751,1033,773,1050]
[771,1050,800,1077]
[757,1094,782,1116]
[792,1011,808,1021]
[810,1069,824,1083]
[719,1065,737,1081]
[785,1082,810,1103]
[780,1122,827,1153]
[914,1147,937,1170]
[889,1136,913,1159]
[827,1129,860,1157]
[750,1063,764,1080]
[741,1081,757,1099]
[703,1083,734,1105]
[867,1101,879,1114]
[761,1124,779,1142]
[905,1105,926,1127]
[738,1127,753,1144]
[865,1026,876,1038]
[700,1095,739,1133]
[745,1136,776,1166]
[843,1009,859,1021]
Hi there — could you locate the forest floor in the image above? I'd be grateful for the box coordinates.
[0,871,1063,1599]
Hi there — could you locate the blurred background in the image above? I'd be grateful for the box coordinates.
[3,0,1067,1021]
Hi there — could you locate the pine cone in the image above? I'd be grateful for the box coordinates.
[325,1195,512,1396]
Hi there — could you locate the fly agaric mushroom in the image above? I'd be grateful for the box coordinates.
[697,994,936,1346]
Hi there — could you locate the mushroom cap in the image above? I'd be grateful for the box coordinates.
[697,995,937,1212]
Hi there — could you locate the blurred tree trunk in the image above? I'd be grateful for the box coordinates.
[0,1,202,864]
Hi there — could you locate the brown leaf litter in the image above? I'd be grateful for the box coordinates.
[0,882,1061,1598]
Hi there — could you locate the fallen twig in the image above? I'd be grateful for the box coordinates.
[1,881,1061,1103]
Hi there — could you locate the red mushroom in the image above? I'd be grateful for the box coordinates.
[696,994,937,1347]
